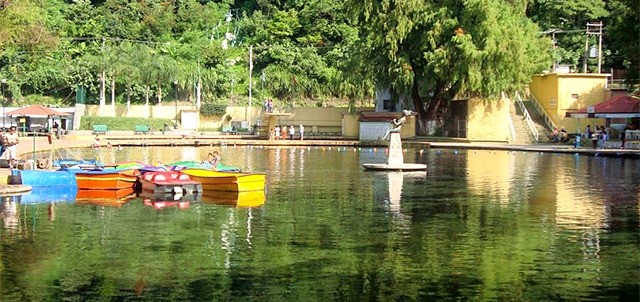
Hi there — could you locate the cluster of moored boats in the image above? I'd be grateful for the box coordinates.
[11,159,267,208]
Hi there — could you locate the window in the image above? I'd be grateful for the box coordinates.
[382,99,393,111]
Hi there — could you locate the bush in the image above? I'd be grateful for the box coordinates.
[80,116,173,131]
[200,103,226,117]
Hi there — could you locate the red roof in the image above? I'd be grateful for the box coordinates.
[6,105,70,117]
[566,95,640,118]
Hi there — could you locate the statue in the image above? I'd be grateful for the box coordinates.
[363,109,426,171]
[385,110,413,139]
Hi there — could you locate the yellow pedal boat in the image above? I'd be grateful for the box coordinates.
[181,169,266,192]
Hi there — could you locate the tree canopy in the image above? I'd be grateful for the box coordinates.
[0,0,636,126]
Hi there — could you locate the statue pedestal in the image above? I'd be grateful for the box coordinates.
[363,132,427,172]
[387,132,404,165]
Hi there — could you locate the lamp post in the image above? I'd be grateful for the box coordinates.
[173,80,178,129]
[1,79,6,130]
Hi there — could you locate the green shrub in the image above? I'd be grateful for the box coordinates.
[200,103,226,117]
[80,116,174,131]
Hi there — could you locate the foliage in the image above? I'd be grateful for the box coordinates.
[79,116,172,131]
[0,0,636,114]
[199,102,227,117]
[348,0,550,133]
[527,0,609,68]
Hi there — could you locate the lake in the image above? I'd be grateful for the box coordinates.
[1,146,638,301]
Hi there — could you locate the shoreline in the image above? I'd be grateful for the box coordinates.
[13,133,640,160]
[0,133,637,188]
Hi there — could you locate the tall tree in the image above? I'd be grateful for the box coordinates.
[349,0,550,134]
[604,0,639,88]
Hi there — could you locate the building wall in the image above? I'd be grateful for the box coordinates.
[83,104,371,135]
[530,73,609,132]
[466,97,511,142]
[342,114,360,138]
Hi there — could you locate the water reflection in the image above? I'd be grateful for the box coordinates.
[2,146,637,301]
[1,198,18,233]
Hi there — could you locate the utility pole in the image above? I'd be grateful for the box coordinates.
[584,22,603,73]
[247,44,253,122]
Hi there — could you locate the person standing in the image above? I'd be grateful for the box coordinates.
[4,126,19,169]
[289,125,295,140]
[268,99,274,113]
[275,125,281,140]
[0,128,5,158]
[299,124,304,141]
[269,128,275,140]
[621,127,627,149]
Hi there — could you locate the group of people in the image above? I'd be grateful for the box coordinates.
[263,99,274,113]
[270,125,304,141]
[585,125,609,149]
[551,127,570,143]
[551,124,613,149]
[203,151,221,168]
[0,126,20,168]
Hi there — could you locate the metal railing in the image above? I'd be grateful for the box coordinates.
[513,92,539,142]
[519,91,557,131]
[508,114,516,144]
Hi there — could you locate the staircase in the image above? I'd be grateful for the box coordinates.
[509,92,554,144]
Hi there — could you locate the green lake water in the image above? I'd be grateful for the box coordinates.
[1,146,638,301]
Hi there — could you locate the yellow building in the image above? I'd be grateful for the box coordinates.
[529,73,609,132]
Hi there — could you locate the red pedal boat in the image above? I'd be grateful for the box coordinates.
[139,171,203,195]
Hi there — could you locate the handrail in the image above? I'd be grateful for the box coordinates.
[519,91,557,131]
[504,92,516,143]
[508,114,516,144]
[514,92,539,142]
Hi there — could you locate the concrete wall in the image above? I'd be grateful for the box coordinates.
[466,97,511,142]
[342,114,360,138]
[530,73,609,132]
[83,104,371,134]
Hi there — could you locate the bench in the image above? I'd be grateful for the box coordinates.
[92,124,108,135]
[222,126,236,135]
[134,125,150,134]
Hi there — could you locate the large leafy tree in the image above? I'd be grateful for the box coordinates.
[604,0,639,88]
[349,0,550,134]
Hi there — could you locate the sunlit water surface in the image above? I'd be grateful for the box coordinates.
[1,146,638,301]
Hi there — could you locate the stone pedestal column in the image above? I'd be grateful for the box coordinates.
[387,132,404,165]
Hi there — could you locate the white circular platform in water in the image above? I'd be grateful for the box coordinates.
[362,163,427,171]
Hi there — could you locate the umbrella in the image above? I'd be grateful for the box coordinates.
[6,105,70,117]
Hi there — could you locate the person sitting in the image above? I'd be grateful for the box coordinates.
[203,151,221,169]
[560,128,569,143]
[551,128,560,142]
[91,136,100,148]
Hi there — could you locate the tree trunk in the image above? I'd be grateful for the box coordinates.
[110,78,116,116]
[145,85,149,107]
[126,86,131,110]
[196,80,201,109]
[99,71,106,107]
[411,79,462,136]
[157,85,162,105]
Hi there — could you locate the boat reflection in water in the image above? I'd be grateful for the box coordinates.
[140,191,201,210]
[14,186,78,204]
[201,190,266,208]
[75,188,136,207]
